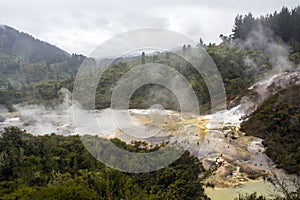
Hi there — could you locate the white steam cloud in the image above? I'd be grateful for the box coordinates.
[238,25,296,75]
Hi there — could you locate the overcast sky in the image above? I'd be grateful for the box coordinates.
[1,0,299,55]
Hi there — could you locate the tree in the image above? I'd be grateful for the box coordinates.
[183,44,187,55]
[232,15,243,39]
[141,52,145,64]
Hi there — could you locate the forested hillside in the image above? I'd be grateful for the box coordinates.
[241,85,300,175]
[232,6,300,64]
[0,26,69,63]
[0,4,300,200]
[0,127,208,200]
[232,6,300,176]
[2,5,300,111]
[16,45,273,112]
[0,25,86,85]
[1,7,300,110]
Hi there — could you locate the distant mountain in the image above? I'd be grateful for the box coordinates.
[0,25,86,86]
[0,25,69,63]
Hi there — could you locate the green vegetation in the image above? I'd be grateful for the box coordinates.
[0,7,299,112]
[0,5,300,199]
[0,26,89,110]
[232,6,300,64]
[16,45,273,114]
[234,192,266,200]
[3,6,300,112]
[241,85,300,174]
[0,127,209,199]
[234,191,300,200]
[0,25,87,86]
[206,45,271,99]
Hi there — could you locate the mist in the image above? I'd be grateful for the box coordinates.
[238,24,297,75]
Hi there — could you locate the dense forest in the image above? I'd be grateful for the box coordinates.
[0,25,87,86]
[241,85,300,174]
[2,7,300,112]
[0,6,299,109]
[0,127,209,200]
[0,5,300,200]
[7,45,272,113]
[231,6,300,64]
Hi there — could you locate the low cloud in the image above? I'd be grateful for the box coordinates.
[0,0,299,55]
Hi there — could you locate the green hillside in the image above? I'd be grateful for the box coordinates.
[241,85,300,174]
[0,25,86,85]
[0,127,209,200]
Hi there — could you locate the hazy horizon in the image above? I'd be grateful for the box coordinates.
[1,0,299,55]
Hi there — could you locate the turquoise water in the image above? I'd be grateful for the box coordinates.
[205,179,282,200]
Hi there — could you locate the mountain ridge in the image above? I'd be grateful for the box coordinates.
[0,25,86,86]
[0,25,70,63]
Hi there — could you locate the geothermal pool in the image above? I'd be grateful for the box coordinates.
[0,105,292,197]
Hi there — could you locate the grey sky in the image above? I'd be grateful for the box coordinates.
[1,0,299,55]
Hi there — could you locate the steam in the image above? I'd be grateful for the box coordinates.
[229,71,300,125]
[224,24,300,122]
[238,25,296,74]
[13,88,75,135]
[244,24,300,87]
[58,88,72,110]
[5,87,131,137]
[244,56,258,72]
